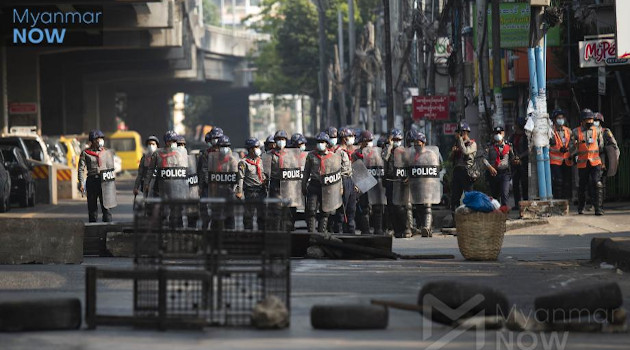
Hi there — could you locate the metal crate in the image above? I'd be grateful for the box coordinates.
[86,198,291,329]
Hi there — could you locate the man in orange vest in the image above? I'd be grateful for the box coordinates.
[549,109,573,200]
[571,109,605,215]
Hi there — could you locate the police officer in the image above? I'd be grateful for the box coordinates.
[594,112,619,206]
[268,130,289,198]
[264,135,276,153]
[549,109,573,201]
[405,129,418,235]
[509,118,529,209]
[134,135,159,197]
[199,128,224,194]
[334,127,357,233]
[571,109,605,215]
[302,132,341,233]
[383,128,410,238]
[176,135,187,149]
[352,130,373,235]
[484,126,516,207]
[326,126,339,151]
[235,138,267,230]
[78,130,117,222]
[447,122,477,227]
[409,131,437,237]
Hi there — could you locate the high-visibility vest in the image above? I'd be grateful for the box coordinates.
[550,126,573,166]
[576,127,601,168]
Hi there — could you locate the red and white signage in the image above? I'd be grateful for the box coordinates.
[578,38,630,68]
[412,96,449,121]
[443,123,458,135]
[8,102,38,115]
[617,2,630,59]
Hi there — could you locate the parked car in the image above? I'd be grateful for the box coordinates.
[0,152,11,212]
[0,146,35,207]
[106,130,143,171]
[58,136,82,168]
[0,127,51,165]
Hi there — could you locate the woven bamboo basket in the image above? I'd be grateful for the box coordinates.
[455,211,507,261]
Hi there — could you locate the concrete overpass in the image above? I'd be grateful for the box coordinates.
[0,0,267,143]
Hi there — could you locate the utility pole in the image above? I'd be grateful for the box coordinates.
[416,0,425,96]
[476,0,492,137]
[453,0,465,119]
[382,0,394,129]
[491,0,504,128]
[316,0,328,130]
[337,10,347,124]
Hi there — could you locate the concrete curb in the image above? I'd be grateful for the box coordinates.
[0,298,82,331]
[591,237,630,270]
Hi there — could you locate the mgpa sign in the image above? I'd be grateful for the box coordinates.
[578,37,630,68]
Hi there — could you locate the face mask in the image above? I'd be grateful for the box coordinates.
[254,148,262,157]
[584,122,593,129]
[346,137,355,145]
[393,140,402,148]
[493,134,503,142]
[316,143,327,151]
[415,143,424,148]
[329,138,338,146]
[366,141,374,148]
[556,118,565,126]
[170,142,177,150]
[97,139,104,148]
[276,140,286,149]
[593,121,600,127]
[211,138,218,146]
[148,144,157,153]
[207,142,213,147]
[220,147,230,155]
[299,144,306,151]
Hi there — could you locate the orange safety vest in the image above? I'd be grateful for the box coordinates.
[549,126,573,166]
[576,127,601,168]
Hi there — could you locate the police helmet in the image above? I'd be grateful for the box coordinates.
[274,130,288,140]
[551,109,566,119]
[208,127,224,140]
[359,130,373,143]
[163,130,178,143]
[414,132,427,144]
[315,132,331,145]
[89,129,105,141]
[390,128,403,140]
[217,135,231,147]
[325,126,338,138]
[580,108,594,120]
[245,137,261,149]
[457,122,471,132]
[146,135,160,146]
[594,112,604,123]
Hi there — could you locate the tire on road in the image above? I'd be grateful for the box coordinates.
[0,298,82,331]
[310,304,389,330]
[418,281,510,325]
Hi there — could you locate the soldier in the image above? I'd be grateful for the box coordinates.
[483,126,516,207]
[235,138,267,230]
[302,132,343,233]
[78,129,117,222]
[133,135,159,198]
[509,117,529,208]
[446,122,477,227]
[549,109,573,201]
[383,128,410,238]
[354,130,386,235]
[593,112,619,207]
[334,127,357,233]
[203,135,239,228]
[407,131,441,237]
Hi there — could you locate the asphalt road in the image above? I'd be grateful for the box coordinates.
[1,178,630,349]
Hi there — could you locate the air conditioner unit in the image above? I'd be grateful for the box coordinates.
[530,0,551,6]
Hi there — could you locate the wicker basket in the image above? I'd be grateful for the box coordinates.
[455,211,507,261]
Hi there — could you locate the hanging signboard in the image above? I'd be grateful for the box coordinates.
[617,2,630,59]
[412,96,449,121]
[578,37,630,68]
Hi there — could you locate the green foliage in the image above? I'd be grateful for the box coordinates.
[202,0,220,26]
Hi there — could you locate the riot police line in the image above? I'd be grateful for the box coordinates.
[79,127,444,237]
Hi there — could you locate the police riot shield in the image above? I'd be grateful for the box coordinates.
[351,159,377,194]
[605,145,620,177]
[406,146,442,205]
[262,152,272,179]
[320,153,343,213]
[187,154,200,199]
[156,149,189,200]
[278,148,304,208]
[207,152,239,198]
[391,147,409,206]
[99,150,117,209]
[362,146,387,205]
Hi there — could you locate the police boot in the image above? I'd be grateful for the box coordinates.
[407,204,419,236]
[318,215,329,234]
[372,205,384,235]
[595,182,604,216]
[420,205,433,237]
[243,216,253,230]
[306,213,317,233]
[577,191,586,214]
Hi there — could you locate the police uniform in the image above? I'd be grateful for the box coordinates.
[78,137,116,222]
[450,136,477,212]
[571,124,604,215]
[302,146,340,233]
[135,151,155,197]
[383,140,409,238]
[509,130,529,206]
[333,144,356,233]
[483,140,515,206]
[236,155,266,230]
[595,120,619,206]
[352,148,371,235]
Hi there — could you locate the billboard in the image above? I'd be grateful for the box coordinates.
[617,2,630,59]
[412,96,449,121]
[578,38,630,68]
